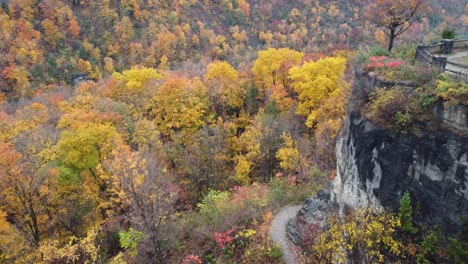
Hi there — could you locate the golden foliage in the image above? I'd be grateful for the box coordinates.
[276,132,300,174]
[112,66,162,93]
[289,56,347,128]
[37,228,100,264]
[235,155,251,185]
[205,61,244,111]
[146,76,209,140]
[313,208,402,263]
[252,48,304,97]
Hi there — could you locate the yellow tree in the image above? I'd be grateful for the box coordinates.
[0,142,50,245]
[313,208,402,263]
[289,57,347,128]
[52,122,125,225]
[204,61,244,115]
[54,122,122,177]
[365,0,427,52]
[313,84,350,171]
[1,64,30,98]
[110,66,162,108]
[235,155,251,185]
[0,125,61,261]
[252,48,303,98]
[103,57,115,73]
[36,228,100,264]
[0,209,33,263]
[146,76,209,141]
[41,18,64,47]
[276,132,300,174]
[112,66,162,94]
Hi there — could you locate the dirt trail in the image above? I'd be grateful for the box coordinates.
[269,205,302,264]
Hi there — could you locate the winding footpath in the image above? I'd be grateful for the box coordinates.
[269,205,302,264]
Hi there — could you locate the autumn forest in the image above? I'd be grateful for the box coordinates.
[0,0,467,263]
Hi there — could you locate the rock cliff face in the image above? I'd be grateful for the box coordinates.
[288,70,468,244]
[332,111,468,235]
[331,70,468,236]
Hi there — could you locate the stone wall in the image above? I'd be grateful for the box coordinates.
[433,101,468,130]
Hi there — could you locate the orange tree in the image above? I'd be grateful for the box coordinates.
[366,0,428,52]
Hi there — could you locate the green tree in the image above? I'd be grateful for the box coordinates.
[119,228,143,257]
[55,123,122,173]
[398,191,417,235]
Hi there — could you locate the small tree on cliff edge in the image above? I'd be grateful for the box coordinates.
[366,0,428,52]
[399,191,418,235]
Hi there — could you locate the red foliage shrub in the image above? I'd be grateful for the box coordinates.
[214,226,237,249]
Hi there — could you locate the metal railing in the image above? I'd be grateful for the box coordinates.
[415,38,468,79]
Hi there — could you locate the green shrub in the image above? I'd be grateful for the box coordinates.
[356,51,370,65]
[417,88,437,108]
[416,230,439,263]
[374,62,434,85]
[394,111,412,131]
[196,190,230,225]
[393,44,417,60]
[411,63,436,85]
[369,45,389,57]
[436,74,468,105]
[421,230,438,255]
[119,228,143,257]
[368,87,420,133]
[441,28,457,39]
[356,45,388,66]
[448,237,468,264]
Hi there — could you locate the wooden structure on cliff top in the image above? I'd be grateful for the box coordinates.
[415,37,468,79]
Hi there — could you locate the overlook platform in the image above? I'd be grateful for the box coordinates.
[445,50,468,76]
[416,38,468,79]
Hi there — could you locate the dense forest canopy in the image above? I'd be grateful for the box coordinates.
[0,0,466,96]
[0,0,467,263]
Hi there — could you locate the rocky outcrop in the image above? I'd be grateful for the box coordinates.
[331,67,468,236]
[287,69,468,244]
[332,111,468,236]
[286,190,334,246]
[433,101,468,131]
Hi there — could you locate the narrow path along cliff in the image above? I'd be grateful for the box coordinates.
[269,205,302,264]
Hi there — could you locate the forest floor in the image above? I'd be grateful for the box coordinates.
[269,205,302,264]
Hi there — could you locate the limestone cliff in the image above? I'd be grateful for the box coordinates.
[288,69,468,244]
[332,111,468,236]
[331,70,468,236]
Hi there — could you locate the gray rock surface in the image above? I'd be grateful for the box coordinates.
[332,111,468,237]
[286,69,468,246]
[286,190,333,246]
[433,101,468,130]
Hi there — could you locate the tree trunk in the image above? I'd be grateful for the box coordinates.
[388,28,395,53]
